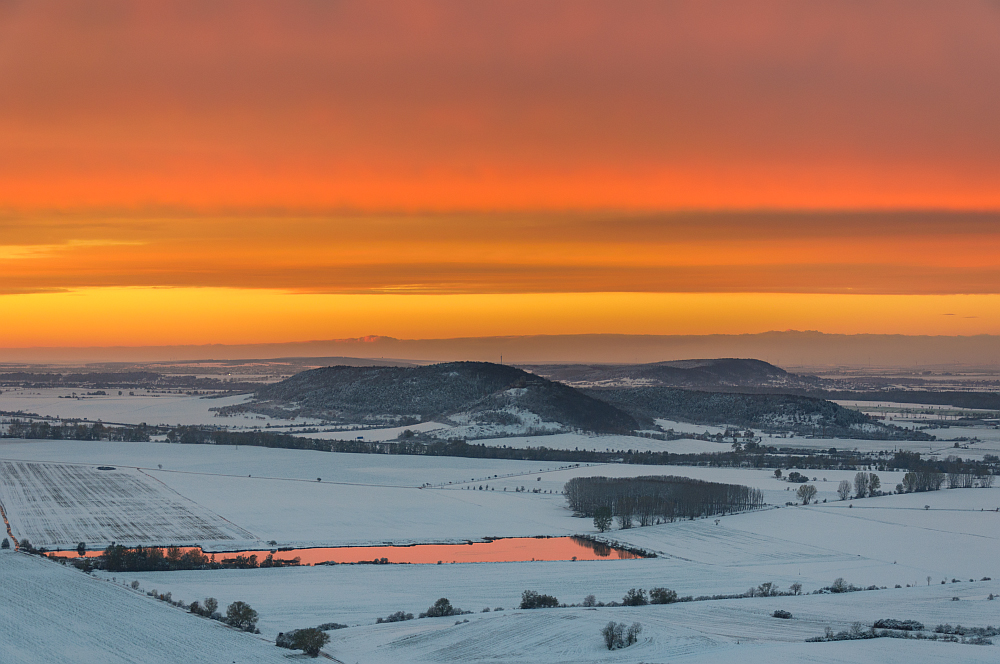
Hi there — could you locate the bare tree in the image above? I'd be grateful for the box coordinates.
[796,484,817,505]
[868,474,881,496]
[854,472,869,498]
[837,480,852,501]
[593,506,612,533]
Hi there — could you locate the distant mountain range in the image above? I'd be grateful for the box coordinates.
[5,331,1000,368]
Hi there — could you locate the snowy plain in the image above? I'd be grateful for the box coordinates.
[0,550,284,663]
[2,390,1000,662]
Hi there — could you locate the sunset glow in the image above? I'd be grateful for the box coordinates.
[3,1,1000,347]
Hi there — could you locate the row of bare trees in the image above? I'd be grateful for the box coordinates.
[564,475,764,527]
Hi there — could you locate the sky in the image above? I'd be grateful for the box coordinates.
[2,1,1000,348]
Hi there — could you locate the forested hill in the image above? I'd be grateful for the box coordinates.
[586,387,933,440]
[525,358,815,389]
[238,362,638,433]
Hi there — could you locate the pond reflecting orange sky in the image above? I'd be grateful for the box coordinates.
[56,537,644,566]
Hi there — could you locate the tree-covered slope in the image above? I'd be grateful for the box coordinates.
[241,362,638,433]
[587,387,931,440]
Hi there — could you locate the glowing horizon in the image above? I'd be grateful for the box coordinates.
[3,2,1000,347]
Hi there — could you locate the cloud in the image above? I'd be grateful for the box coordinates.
[1,1,1000,209]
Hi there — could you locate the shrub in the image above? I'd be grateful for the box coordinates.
[621,588,648,606]
[649,587,677,604]
[773,610,792,619]
[520,590,559,609]
[420,598,462,618]
[291,627,330,657]
[316,622,348,631]
[377,611,414,624]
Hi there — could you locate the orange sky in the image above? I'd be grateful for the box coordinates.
[2,2,1000,347]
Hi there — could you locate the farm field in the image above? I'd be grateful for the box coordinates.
[0,388,314,428]
[0,550,284,663]
[317,583,1000,664]
[93,481,1000,637]
[93,564,1000,661]
[4,436,998,662]
[0,460,257,549]
[473,432,729,454]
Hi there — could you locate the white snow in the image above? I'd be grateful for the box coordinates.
[0,550,285,663]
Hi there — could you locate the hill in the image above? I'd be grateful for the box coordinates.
[230,362,638,434]
[587,387,932,440]
[525,358,815,389]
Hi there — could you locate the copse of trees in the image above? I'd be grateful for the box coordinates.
[565,475,764,527]
[520,590,559,609]
[901,470,946,493]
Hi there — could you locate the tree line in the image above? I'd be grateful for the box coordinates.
[3,419,151,442]
[94,544,300,572]
[564,475,764,527]
[162,428,1000,478]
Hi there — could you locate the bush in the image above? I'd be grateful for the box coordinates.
[621,588,648,606]
[601,621,642,650]
[226,601,259,632]
[316,622,348,631]
[773,610,793,619]
[377,611,414,624]
[420,598,462,618]
[649,587,677,604]
[520,590,559,609]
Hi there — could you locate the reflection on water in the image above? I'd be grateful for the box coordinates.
[570,536,642,559]
[55,536,647,565]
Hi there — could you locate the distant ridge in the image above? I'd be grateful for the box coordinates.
[524,358,808,389]
[4,332,1000,368]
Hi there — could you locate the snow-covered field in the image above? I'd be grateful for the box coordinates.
[0,460,256,549]
[473,431,730,454]
[0,550,284,663]
[3,430,999,661]
[0,387,315,428]
[318,584,1000,664]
